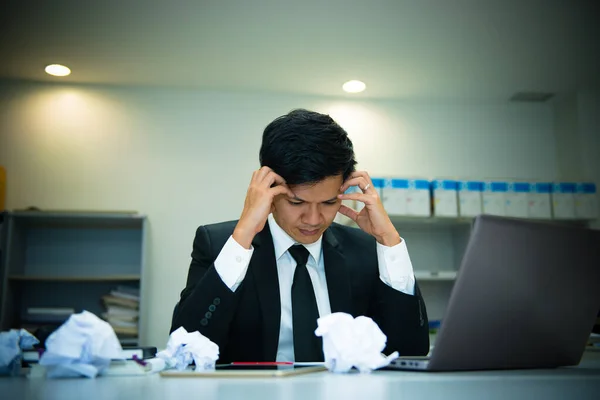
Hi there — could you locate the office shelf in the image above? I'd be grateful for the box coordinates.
[414,271,457,281]
[0,211,147,346]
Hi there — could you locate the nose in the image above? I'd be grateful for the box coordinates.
[303,204,322,227]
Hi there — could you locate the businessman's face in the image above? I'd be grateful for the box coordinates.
[272,175,343,244]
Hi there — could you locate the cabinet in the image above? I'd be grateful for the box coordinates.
[0,211,146,346]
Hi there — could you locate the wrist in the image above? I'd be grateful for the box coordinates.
[233,224,255,249]
[375,231,401,247]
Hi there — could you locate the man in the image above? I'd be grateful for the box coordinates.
[172,109,429,362]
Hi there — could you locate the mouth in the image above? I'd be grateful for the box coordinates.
[299,228,320,236]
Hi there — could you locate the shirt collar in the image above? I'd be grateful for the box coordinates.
[267,214,323,265]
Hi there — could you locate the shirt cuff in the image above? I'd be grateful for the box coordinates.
[376,238,416,295]
[214,235,254,292]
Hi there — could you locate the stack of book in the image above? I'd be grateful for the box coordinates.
[101,286,140,345]
[21,307,74,332]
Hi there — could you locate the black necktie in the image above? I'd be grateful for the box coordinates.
[288,244,324,362]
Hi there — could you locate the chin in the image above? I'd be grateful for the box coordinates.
[294,229,322,244]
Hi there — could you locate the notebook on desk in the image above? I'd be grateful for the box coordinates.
[387,215,600,372]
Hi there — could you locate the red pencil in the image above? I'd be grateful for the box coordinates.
[231,362,293,365]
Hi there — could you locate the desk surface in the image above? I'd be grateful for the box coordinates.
[2,351,600,400]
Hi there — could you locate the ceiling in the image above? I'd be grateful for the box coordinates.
[1,0,599,101]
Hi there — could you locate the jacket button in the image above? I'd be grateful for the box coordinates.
[200,318,208,326]
[205,311,212,319]
[213,297,221,306]
[208,305,216,312]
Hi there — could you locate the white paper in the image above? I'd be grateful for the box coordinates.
[0,329,39,368]
[156,327,219,371]
[38,310,124,378]
[315,312,398,373]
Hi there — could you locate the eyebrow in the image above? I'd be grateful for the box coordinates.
[292,196,338,203]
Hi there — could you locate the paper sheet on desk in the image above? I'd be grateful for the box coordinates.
[315,312,398,374]
[39,310,123,378]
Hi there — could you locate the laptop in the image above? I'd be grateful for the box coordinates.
[388,215,600,371]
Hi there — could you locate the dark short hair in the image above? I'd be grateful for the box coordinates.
[259,109,357,185]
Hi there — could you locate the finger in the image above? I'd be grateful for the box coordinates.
[338,204,359,221]
[340,177,369,193]
[255,166,273,181]
[349,171,373,187]
[338,192,376,205]
[271,184,295,198]
[263,170,286,187]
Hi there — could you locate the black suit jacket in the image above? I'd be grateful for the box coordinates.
[171,220,429,362]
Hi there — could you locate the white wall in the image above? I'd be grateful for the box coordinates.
[552,89,600,228]
[0,81,558,346]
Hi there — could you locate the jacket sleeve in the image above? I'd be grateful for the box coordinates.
[170,225,243,352]
[368,279,430,356]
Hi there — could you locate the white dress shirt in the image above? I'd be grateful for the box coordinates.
[214,214,416,362]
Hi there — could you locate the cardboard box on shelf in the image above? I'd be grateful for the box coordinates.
[382,178,408,215]
[406,179,431,216]
[575,183,598,220]
[506,182,530,218]
[528,182,552,219]
[457,181,483,217]
[432,179,458,217]
[552,182,576,219]
[482,181,508,216]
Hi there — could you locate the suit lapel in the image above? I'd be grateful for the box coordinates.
[249,227,281,361]
[322,228,353,314]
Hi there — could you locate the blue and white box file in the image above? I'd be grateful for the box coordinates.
[457,181,483,217]
[382,179,408,215]
[482,181,508,216]
[575,183,598,220]
[506,182,530,218]
[432,180,458,217]
[406,179,431,216]
[552,183,576,219]
[382,178,431,216]
[528,183,552,219]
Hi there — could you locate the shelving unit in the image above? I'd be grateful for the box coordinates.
[0,211,146,346]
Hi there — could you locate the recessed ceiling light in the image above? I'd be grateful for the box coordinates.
[342,80,366,93]
[45,64,71,77]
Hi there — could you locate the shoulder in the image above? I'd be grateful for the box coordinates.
[193,220,238,250]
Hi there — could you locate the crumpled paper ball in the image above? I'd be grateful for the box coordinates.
[315,312,399,373]
[0,329,39,376]
[39,310,124,378]
[157,327,219,371]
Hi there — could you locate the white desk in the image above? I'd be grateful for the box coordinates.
[2,351,599,400]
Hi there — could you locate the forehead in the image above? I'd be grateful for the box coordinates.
[290,175,343,202]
